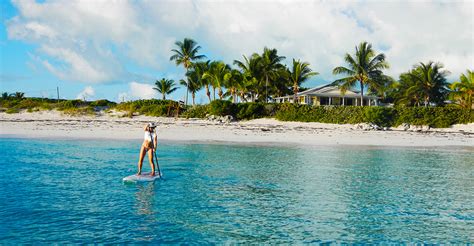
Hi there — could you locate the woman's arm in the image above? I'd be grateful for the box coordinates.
[143,124,148,131]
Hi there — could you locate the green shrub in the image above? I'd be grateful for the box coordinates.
[275,104,365,123]
[90,99,116,107]
[61,106,95,116]
[394,106,473,127]
[276,104,472,128]
[17,99,41,109]
[364,107,395,127]
[236,102,265,120]
[57,99,85,110]
[113,99,177,117]
[39,103,53,110]
[264,103,280,117]
[209,100,236,116]
[6,107,19,114]
[183,105,209,118]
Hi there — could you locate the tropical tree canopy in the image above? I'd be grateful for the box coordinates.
[395,62,450,107]
[191,60,211,102]
[170,38,206,105]
[223,69,243,103]
[449,69,473,109]
[233,48,289,102]
[179,72,201,106]
[13,92,25,99]
[169,38,206,69]
[259,47,286,102]
[289,59,318,103]
[203,61,232,100]
[153,79,179,100]
[332,41,389,106]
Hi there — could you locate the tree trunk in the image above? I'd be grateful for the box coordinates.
[240,92,246,102]
[293,82,298,104]
[162,94,165,100]
[218,87,223,100]
[205,84,211,102]
[192,92,195,106]
[185,68,189,105]
[265,75,269,103]
[212,86,216,100]
[360,81,364,106]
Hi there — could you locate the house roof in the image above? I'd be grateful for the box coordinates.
[275,83,378,99]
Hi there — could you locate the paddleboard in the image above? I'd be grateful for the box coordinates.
[123,172,162,183]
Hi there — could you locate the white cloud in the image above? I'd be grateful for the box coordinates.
[76,86,95,100]
[6,0,473,86]
[129,81,157,99]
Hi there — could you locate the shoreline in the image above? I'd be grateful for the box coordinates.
[3,134,474,152]
[1,111,473,148]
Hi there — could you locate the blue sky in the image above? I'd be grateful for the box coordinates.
[1,0,472,102]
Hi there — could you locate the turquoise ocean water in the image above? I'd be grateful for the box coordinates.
[0,138,473,243]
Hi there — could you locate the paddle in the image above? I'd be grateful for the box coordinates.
[150,128,161,177]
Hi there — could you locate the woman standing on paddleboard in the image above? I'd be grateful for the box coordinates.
[137,122,158,176]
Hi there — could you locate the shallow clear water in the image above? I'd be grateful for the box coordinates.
[0,138,473,243]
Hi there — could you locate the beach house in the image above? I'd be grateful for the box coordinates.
[274,84,379,106]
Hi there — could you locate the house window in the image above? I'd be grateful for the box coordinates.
[320,97,329,105]
[346,98,354,106]
[299,96,305,104]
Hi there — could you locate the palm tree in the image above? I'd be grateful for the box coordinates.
[332,41,389,106]
[13,92,25,99]
[289,59,318,103]
[179,73,201,106]
[234,54,262,102]
[203,61,231,100]
[2,92,9,99]
[224,69,243,103]
[170,38,206,105]
[396,71,422,106]
[406,62,449,107]
[192,61,212,103]
[260,47,286,102]
[450,69,473,109]
[153,79,179,100]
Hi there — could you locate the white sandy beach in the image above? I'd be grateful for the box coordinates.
[1,110,473,147]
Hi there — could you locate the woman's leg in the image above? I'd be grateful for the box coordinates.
[147,149,155,176]
[137,145,146,175]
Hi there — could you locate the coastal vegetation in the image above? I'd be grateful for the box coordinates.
[2,38,473,127]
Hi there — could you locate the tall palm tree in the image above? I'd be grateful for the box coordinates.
[179,73,201,106]
[13,92,25,99]
[450,69,473,109]
[2,92,9,99]
[260,47,286,102]
[396,71,422,106]
[224,69,243,103]
[170,38,206,105]
[406,62,449,107]
[289,59,318,104]
[203,61,231,100]
[153,79,179,100]
[234,54,262,102]
[192,61,212,103]
[332,41,389,106]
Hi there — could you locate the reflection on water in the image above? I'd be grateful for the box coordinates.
[0,138,473,244]
[134,183,156,216]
